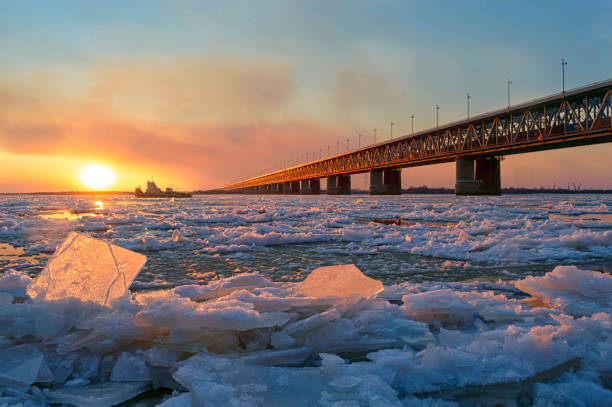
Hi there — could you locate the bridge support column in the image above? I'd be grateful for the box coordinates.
[455,157,501,195]
[300,179,321,195]
[289,181,300,194]
[271,183,283,194]
[283,182,292,194]
[262,184,271,194]
[327,175,351,195]
[369,168,401,195]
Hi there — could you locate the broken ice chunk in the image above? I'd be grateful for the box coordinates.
[270,331,297,349]
[283,308,341,337]
[27,232,146,306]
[45,381,151,407]
[110,352,151,382]
[239,347,312,367]
[401,289,477,330]
[0,344,44,391]
[515,265,612,316]
[296,264,383,299]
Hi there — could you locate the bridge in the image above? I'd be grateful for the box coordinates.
[224,78,612,195]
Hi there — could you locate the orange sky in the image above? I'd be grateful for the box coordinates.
[1,2,611,192]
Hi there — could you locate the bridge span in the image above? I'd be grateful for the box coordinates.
[224,78,612,195]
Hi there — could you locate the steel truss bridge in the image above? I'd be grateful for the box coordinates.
[224,78,612,195]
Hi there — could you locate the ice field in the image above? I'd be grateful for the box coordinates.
[0,194,611,406]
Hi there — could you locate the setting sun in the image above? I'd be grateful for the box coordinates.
[80,164,115,190]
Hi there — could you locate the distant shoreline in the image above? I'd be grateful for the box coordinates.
[1,187,611,195]
[195,187,612,195]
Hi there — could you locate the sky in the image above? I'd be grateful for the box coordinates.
[1,0,611,192]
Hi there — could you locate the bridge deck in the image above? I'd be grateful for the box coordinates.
[225,78,612,190]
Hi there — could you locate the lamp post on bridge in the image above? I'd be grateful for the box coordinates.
[467,93,471,121]
[390,122,394,140]
[328,145,330,156]
[435,105,440,132]
[346,138,349,151]
[358,134,362,148]
[562,58,567,134]
[337,141,339,154]
[507,79,512,110]
[411,114,415,136]
[373,128,377,143]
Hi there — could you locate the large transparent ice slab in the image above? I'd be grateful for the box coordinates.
[27,232,146,306]
[296,264,383,299]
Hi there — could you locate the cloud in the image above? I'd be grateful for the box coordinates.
[333,67,405,115]
[87,59,295,123]
[0,59,350,188]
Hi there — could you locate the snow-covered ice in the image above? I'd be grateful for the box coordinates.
[0,194,610,405]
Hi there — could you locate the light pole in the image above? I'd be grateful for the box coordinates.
[346,138,349,151]
[562,58,567,134]
[373,128,377,143]
[328,145,330,156]
[358,134,362,148]
[390,122,394,140]
[411,114,415,135]
[337,141,339,154]
[435,105,440,131]
[562,58,567,98]
[467,93,471,121]
[507,79,512,110]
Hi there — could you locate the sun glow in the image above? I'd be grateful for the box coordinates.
[80,164,115,190]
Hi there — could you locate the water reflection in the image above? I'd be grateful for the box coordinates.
[549,213,612,223]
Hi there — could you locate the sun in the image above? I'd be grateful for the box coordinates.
[80,164,115,190]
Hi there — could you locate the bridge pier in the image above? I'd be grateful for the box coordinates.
[300,179,321,195]
[455,157,501,195]
[369,168,401,195]
[327,175,351,195]
[271,183,283,194]
[287,181,300,194]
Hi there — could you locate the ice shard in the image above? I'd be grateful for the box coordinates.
[296,264,383,299]
[0,344,44,391]
[27,232,146,306]
[45,381,151,407]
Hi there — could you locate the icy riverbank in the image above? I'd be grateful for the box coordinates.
[1,257,611,405]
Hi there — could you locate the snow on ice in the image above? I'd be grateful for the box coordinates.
[0,232,610,405]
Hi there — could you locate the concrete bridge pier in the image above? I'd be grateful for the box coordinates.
[369,168,401,195]
[262,184,272,194]
[327,175,351,195]
[271,183,283,194]
[455,157,501,195]
[287,181,300,194]
[300,179,321,195]
[283,182,292,194]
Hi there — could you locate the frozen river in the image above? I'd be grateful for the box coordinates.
[0,193,611,406]
[2,194,611,287]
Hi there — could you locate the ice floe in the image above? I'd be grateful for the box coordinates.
[0,195,611,405]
